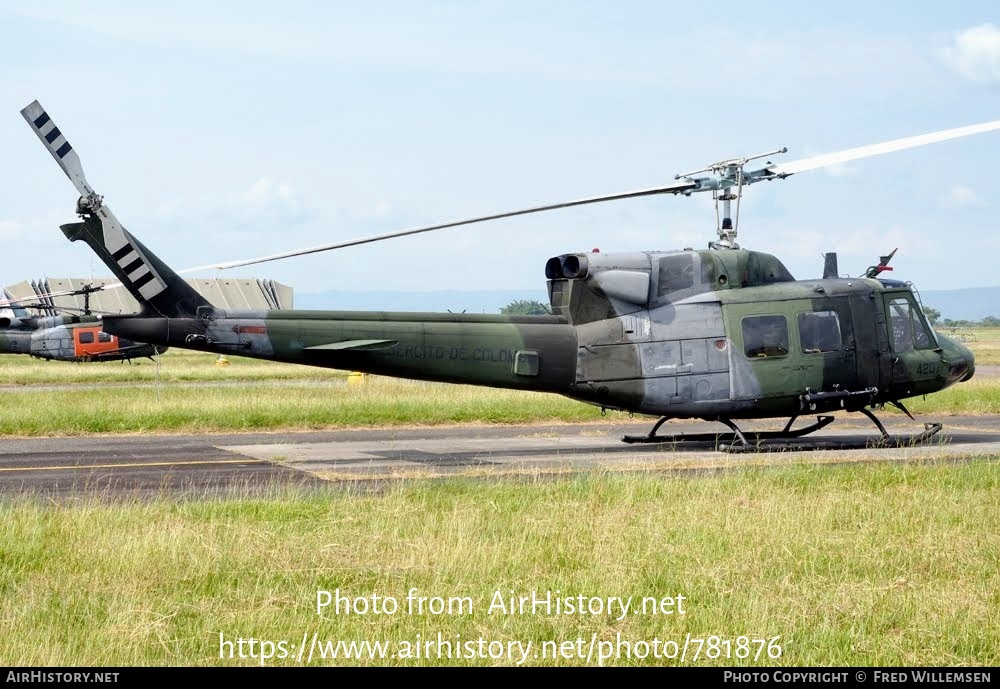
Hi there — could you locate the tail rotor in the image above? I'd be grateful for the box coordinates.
[21,101,209,317]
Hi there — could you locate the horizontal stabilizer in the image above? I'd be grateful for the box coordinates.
[305,339,398,351]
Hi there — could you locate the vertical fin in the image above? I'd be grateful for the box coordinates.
[60,217,211,318]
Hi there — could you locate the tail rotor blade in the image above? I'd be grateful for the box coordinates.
[20,100,99,202]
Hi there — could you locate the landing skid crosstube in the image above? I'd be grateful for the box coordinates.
[621,411,943,453]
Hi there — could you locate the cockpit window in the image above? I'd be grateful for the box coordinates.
[888,297,935,352]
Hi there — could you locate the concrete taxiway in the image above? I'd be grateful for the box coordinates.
[0,415,997,499]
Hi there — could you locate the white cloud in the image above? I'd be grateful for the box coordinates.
[941,24,1000,82]
[942,186,987,208]
[0,220,23,239]
[234,177,305,222]
[4,4,936,94]
[0,211,71,244]
[158,176,311,234]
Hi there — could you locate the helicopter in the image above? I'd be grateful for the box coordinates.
[21,100,993,449]
[0,284,166,363]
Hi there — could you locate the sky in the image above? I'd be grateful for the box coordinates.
[1,1,999,300]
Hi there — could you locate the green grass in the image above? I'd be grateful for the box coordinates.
[1,341,996,667]
[897,378,1000,415]
[940,327,1000,366]
[1,460,996,666]
[1,348,998,435]
[0,377,605,435]
[0,349,608,435]
[0,350,347,385]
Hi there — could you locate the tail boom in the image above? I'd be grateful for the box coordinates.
[101,311,578,391]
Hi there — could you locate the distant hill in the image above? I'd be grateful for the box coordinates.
[920,287,1000,322]
[295,289,549,314]
[296,286,1000,322]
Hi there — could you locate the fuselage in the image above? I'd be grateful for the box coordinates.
[100,248,974,421]
[549,248,974,418]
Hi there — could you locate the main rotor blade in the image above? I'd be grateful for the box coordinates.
[196,180,697,270]
[20,100,98,200]
[0,285,105,308]
[766,120,1000,177]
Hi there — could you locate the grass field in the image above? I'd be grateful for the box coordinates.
[940,326,1000,366]
[1,338,997,667]
[0,350,347,386]
[1,461,997,666]
[0,349,608,434]
[1,344,999,435]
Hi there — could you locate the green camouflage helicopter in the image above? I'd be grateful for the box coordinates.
[22,100,993,449]
[0,284,165,363]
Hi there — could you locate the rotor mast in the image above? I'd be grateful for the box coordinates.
[676,147,786,250]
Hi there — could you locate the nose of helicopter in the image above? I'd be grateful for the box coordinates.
[937,333,975,386]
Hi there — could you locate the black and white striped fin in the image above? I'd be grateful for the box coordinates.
[95,207,167,301]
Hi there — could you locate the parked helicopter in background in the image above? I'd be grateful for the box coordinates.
[22,100,994,449]
[0,285,165,362]
[0,310,164,363]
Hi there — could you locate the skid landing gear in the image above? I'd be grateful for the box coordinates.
[622,414,835,448]
[857,403,943,447]
[622,407,943,453]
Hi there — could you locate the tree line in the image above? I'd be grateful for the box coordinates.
[922,306,1000,328]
